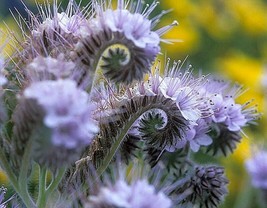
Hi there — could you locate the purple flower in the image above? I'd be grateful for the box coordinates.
[56,13,89,37]
[141,62,206,123]
[246,150,267,189]
[159,76,181,99]
[24,79,98,149]
[94,0,177,48]
[26,54,75,81]
[207,95,246,131]
[88,179,172,208]
[166,119,212,152]
[209,94,228,123]
[200,79,258,132]
[225,102,246,131]
[102,9,160,49]
[175,87,202,123]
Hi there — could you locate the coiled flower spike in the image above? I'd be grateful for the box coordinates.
[76,0,178,84]
[0,1,261,207]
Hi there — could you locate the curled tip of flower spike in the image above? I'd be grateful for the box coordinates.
[77,29,159,85]
[136,96,189,150]
[85,93,190,170]
[75,0,178,84]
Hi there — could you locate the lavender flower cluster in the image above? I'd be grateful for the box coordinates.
[0,0,260,207]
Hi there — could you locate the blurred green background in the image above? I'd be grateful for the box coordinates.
[1,0,267,207]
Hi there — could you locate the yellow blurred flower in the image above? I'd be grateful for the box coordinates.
[160,0,200,55]
[216,51,266,197]
[0,17,19,56]
[161,20,200,55]
[0,168,8,185]
[163,0,196,19]
[216,52,264,112]
[226,0,267,36]
[222,137,252,194]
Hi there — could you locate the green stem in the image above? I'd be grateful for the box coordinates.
[18,140,36,208]
[0,150,19,193]
[96,115,139,176]
[46,167,66,199]
[95,95,185,177]
[37,166,47,208]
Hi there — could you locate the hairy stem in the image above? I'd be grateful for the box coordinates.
[18,140,36,208]
[78,32,125,92]
[0,150,19,193]
[96,96,184,176]
[96,109,142,176]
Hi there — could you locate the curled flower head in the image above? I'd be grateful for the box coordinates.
[76,0,178,84]
[200,79,260,156]
[136,97,189,150]
[246,150,267,189]
[173,165,228,208]
[23,79,99,168]
[139,60,207,123]
[19,0,178,88]
[201,79,259,131]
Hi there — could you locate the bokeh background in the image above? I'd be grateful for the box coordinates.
[1,0,267,207]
